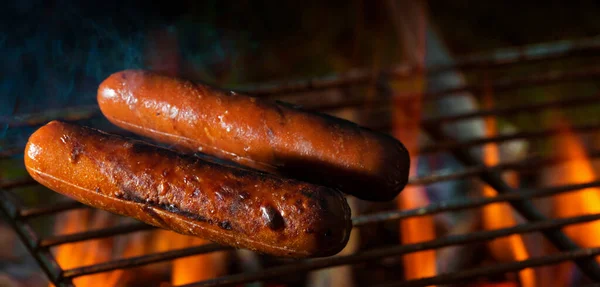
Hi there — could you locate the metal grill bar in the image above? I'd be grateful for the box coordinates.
[317,89,600,116]
[353,180,600,226]
[420,122,600,155]
[423,66,600,99]
[178,213,600,287]
[244,65,600,105]
[377,247,600,287]
[423,124,600,280]
[62,244,232,279]
[39,222,154,248]
[0,188,68,285]
[0,177,39,189]
[8,179,598,260]
[4,145,600,210]
[3,110,599,163]
[0,147,22,159]
[421,94,600,126]
[0,105,101,128]
[239,37,600,96]
[0,37,599,287]
[19,201,85,219]
[0,65,598,141]
[409,148,600,185]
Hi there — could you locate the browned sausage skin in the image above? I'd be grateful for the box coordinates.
[98,70,410,201]
[24,121,351,258]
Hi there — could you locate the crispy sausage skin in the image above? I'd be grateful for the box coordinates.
[24,121,351,258]
[98,70,410,201]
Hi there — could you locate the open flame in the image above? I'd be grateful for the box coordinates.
[480,90,535,287]
[538,116,600,286]
[52,210,126,287]
[393,75,437,283]
[52,211,224,286]
[550,121,600,251]
[156,230,226,285]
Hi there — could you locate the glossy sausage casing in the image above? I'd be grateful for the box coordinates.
[97,70,410,201]
[24,121,351,257]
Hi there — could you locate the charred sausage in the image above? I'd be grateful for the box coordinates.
[24,121,351,258]
[98,70,410,201]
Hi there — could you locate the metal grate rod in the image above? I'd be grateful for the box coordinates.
[0,189,70,286]
[61,243,232,280]
[421,94,600,126]
[239,37,600,96]
[14,180,600,253]
[409,148,600,185]
[19,200,85,219]
[423,124,600,281]
[0,177,39,190]
[0,105,101,128]
[178,213,600,287]
[353,180,600,226]
[39,222,155,248]
[378,247,600,287]
[419,122,600,155]
[0,147,23,159]
[423,66,600,99]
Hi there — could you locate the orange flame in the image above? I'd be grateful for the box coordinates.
[541,117,600,286]
[393,79,436,282]
[52,210,126,287]
[480,85,535,287]
[389,4,434,282]
[398,183,437,281]
[52,211,224,286]
[550,120,600,256]
[158,230,226,285]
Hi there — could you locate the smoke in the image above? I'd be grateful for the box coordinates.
[0,1,248,152]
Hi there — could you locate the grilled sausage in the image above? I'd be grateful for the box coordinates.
[97,70,410,201]
[24,121,351,258]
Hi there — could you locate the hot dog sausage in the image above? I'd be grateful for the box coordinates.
[98,70,410,201]
[24,121,351,258]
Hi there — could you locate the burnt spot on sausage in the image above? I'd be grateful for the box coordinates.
[294,199,306,214]
[318,197,328,211]
[165,204,179,213]
[273,103,287,125]
[218,221,232,230]
[143,205,168,226]
[69,142,83,163]
[261,205,284,230]
[324,229,332,237]
[130,142,156,154]
[300,189,314,199]
[127,192,213,224]
[304,228,314,234]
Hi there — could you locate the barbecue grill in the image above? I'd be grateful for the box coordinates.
[2,33,600,286]
[4,1,600,284]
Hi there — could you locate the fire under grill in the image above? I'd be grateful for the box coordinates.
[2,37,600,287]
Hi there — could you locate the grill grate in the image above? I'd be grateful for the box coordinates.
[2,37,600,287]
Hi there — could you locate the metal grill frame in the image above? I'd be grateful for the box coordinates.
[2,37,600,287]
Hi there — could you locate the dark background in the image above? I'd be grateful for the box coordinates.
[2,0,600,115]
[1,1,600,286]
